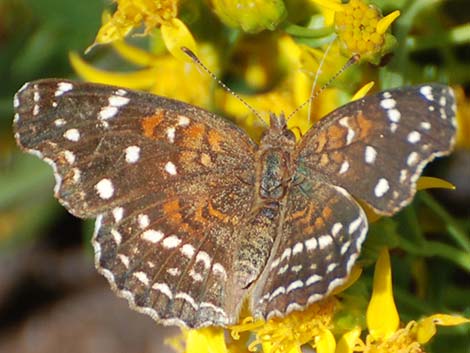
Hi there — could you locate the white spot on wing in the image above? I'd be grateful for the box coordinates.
[118,254,130,268]
[365,145,377,164]
[152,282,173,299]
[420,85,433,101]
[306,274,322,286]
[339,160,349,174]
[305,237,317,251]
[286,280,304,293]
[177,115,190,126]
[407,131,421,144]
[125,146,141,163]
[99,106,118,120]
[388,109,401,123]
[175,292,198,310]
[269,286,285,301]
[111,229,122,245]
[212,263,227,280]
[95,178,114,199]
[348,216,363,234]
[109,95,130,107]
[141,229,164,243]
[292,242,304,255]
[339,117,355,145]
[166,126,176,143]
[63,150,75,164]
[137,213,150,229]
[63,128,80,142]
[331,222,343,237]
[380,98,396,109]
[162,235,181,249]
[54,118,66,127]
[112,207,124,222]
[181,244,195,258]
[407,151,420,167]
[55,82,73,96]
[374,178,390,197]
[318,235,332,249]
[164,161,177,175]
[420,121,431,130]
[196,251,212,269]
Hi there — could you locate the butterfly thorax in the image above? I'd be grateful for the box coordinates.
[255,113,297,202]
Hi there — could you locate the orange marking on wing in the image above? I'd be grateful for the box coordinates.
[327,124,347,149]
[207,201,229,222]
[299,205,314,224]
[200,153,213,167]
[357,111,374,140]
[208,129,224,152]
[314,217,325,229]
[141,110,165,138]
[163,199,182,224]
[194,205,206,224]
[180,150,198,167]
[290,207,308,220]
[314,131,328,153]
[320,153,330,166]
[322,206,332,220]
[330,151,343,164]
[182,123,205,148]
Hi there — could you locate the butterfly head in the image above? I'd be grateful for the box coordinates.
[260,113,297,148]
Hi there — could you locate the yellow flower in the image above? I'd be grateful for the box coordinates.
[90,0,197,59]
[454,85,470,149]
[230,298,338,353]
[312,0,399,64]
[71,40,218,109]
[210,0,287,33]
[349,248,470,353]
[94,0,178,44]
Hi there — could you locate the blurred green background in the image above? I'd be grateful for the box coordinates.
[0,0,469,352]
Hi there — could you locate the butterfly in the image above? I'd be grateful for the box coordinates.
[13,79,456,327]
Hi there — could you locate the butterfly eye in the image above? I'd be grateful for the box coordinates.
[282,129,296,142]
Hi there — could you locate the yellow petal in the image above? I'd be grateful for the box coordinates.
[161,18,197,62]
[335,327,362,353]
[416,176,455,191]
[69,52,157,89]
[416,314,470,344]
[310,0,345,13]
[315,329,336,353]
[331,265,362,295]
[366,248,399,339]
[112,40,160,67]
[350,81,375,101]
[376,10,401,35]
[186,328,229,353]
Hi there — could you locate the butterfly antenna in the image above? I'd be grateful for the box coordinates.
[181,47,266,126]
[307,41,334,125]
[286,53,360,122]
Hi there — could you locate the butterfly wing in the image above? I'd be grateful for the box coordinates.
[296,84,456,215]
[251,178,367,319]
[13,79,257,327]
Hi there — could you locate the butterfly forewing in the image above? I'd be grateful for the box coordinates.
[13,79,257,327]
[296,84,456,215]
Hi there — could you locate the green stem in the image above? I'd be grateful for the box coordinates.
[405,23,470,51]
[420,192,470,252]
[399,238,470,272]
[283,23,334,38]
